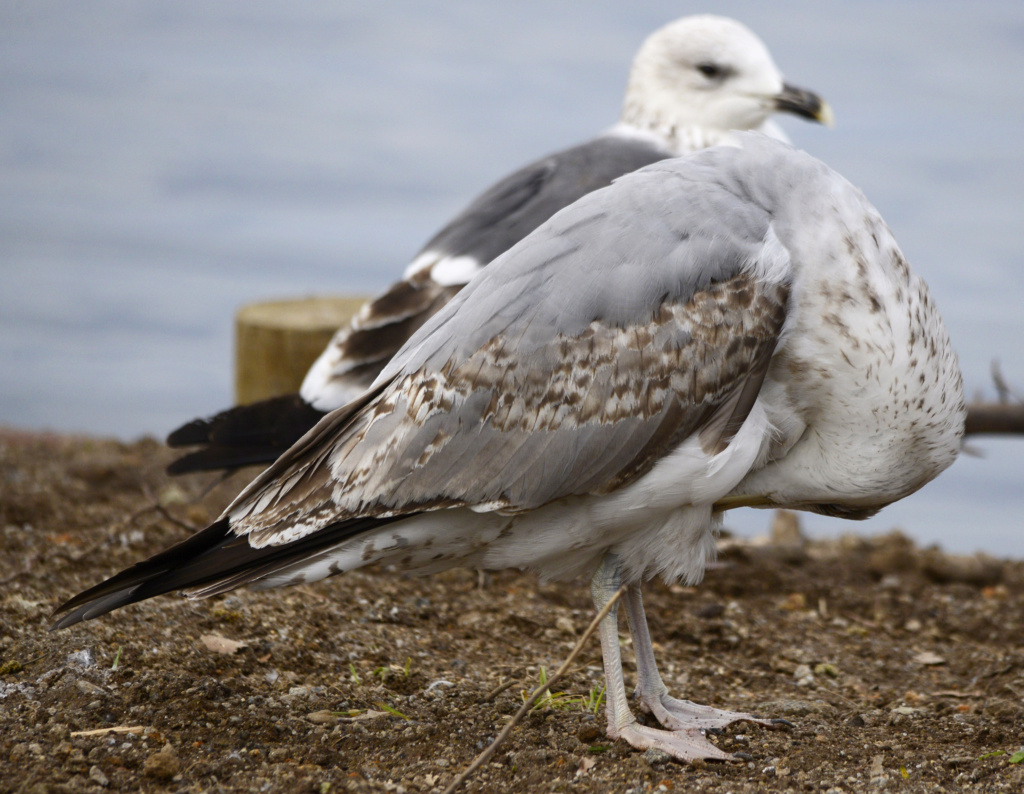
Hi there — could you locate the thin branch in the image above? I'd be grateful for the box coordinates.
[961,360,1024,436]
[138,484,200,530]
[153,503,201,534]
[70,725,145,738]
[990,360,1017,404]
[442,585,625,794]
[964,402,1024,436]
[477,676,520,704]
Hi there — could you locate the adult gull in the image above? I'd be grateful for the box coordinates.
[55,136,962,761]
[166,14,833,474]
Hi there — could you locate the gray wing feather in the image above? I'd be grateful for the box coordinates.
[229,156,791,544]
[420,134,673,266]
[309,134,672,402]
[383,165,769,378]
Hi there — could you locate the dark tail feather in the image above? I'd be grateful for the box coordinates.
[166,445,294,475]
[166,393,326,475]
[51,513,406,630]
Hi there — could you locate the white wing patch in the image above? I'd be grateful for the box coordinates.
[300,347,352,410]
[428,254,484,287]
[403,250,483,286]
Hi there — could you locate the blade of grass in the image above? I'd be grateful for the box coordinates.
[376,702,411,720]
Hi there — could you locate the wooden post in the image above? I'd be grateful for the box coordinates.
[234,295,368,405]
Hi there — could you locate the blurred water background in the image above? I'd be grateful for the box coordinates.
[2,1,1022,554]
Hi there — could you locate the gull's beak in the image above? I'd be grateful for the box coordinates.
[773,82,835,127]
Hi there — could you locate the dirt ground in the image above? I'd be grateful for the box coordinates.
[2,427,1023,794]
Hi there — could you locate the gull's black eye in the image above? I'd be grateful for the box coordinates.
[696,62,723,79]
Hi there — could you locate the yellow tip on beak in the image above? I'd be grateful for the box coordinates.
[775,83,835,128]
[816,100,836,128]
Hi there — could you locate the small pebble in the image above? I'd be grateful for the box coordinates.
[644,748,672,766]
[89,765,110,787]
[143,750,179,780]
[75,679,105,696]
[577,724,603,743]
[555,616,576,635]
[66,649,96,668]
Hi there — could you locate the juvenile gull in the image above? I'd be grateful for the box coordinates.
[55,135,962,761]
[166,14,832,474]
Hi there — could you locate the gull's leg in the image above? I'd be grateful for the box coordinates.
[590,555,733,762]
[622,582,787,733]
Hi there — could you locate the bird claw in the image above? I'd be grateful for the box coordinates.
[614,722,735,763]
[641,692,786,733]
[612,695,791,763]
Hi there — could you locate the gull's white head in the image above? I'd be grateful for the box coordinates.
[621,15,832,151]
